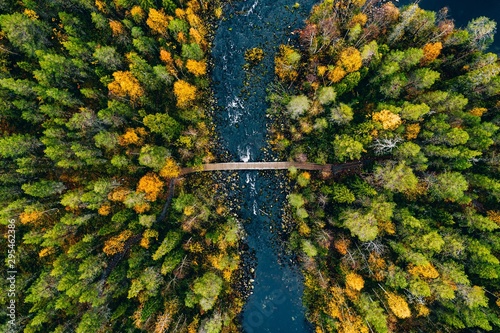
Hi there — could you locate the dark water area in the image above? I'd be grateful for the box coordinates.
[211,0,316,332]
[398,0,500,53]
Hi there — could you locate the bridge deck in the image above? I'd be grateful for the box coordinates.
[180,162,333,175]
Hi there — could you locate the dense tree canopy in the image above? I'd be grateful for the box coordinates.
[0,1,243,332]
[268,0,500,332]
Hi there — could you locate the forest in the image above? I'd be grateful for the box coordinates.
[0,0,499,332]
[0,0,246,332]
[268,0,500,332]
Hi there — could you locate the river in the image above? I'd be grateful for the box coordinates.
[211,0,315,331]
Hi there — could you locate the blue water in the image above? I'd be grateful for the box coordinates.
[398,0,500,53]
[211,0,316,332]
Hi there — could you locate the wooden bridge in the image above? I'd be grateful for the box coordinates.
[180,161,363,175]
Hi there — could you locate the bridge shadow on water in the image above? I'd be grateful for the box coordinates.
[211,0,317,331]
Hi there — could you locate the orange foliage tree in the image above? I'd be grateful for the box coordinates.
[19,210,43,224]
[405,123,421,140]
[108,187,131,202]
[160,157,181,179]
[337,47,362,73]
[108,71,145,102]
[103,230,133,255]
[137,172,164,201]
[275,45,301,81]
[345,272,364,291]
[186,59,207,76]
[372,110,402,130]
[118,127,145,146]
[386,292,411,319]
[146,9,171,35]
[421,42,442,65]
[173,80,197,107]
[130,6,144,21]
[109,20,124,36]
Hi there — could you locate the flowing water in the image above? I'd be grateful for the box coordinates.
[211,0,315,331]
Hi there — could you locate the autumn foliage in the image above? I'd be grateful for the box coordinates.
[186,59,207,76]
[146,9,171,35]
[109,20,124,36]
[103,230,133,255]
[173,80,197,107]
[108,71,145,102]
[160,157,181,179]
[372,110,402,130]
[421,42,442,65]
[386,292,411,319]
[137,173,164,201]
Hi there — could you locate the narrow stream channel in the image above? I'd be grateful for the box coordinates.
[211,0,315,331]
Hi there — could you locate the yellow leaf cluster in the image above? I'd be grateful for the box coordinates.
[408,263,440,279]
[187,241,203,253]
[98,203,111,216]
[386,292,411,319]
[334,238,350,255]
[189,28,205,47]
[186,59,207,76]
[103,230,133,255]
[187,317,199,333]
[154,302,177,333]
[317,65,328,77]
[20,210,43,224]
[405,123,421,140]
[337,47,362,73]
[23,9,39,20]
[108,71,144,102]
[275,45,300,81]
[173,80,197,107]
[214,7,223,19]
[216,205,225,215]
[146,9,171,35]
[134,203,150,213]
[345,272,364,291]
[140,229,158,249]
[338,314,369,333]
[39,247,55,258]
[183,205,195,216]
[298,221,311,236]
[130,6,145,21]
[378,220,396,234]
[186,7,203,31]
[469,107,487,117]
[328,66,346,83]
[177,31,187,43]
[108,187,131,202]
[351,13,367,27]
[109,20,124,36]
[95,0,107,13]
[118,127,142,146]
[372,109,402,130]
[137,173,164,201]
[368,252,387,281]
[416,304,430,317]
[175,8,186,18]
[487,210,500,225]
[160,49,173,64]
[421,42,442,65]
[315,327,325,333]
[160,157,181,179]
